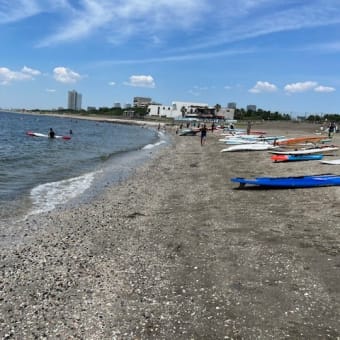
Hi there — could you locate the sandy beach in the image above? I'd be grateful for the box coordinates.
[1,121,340,339]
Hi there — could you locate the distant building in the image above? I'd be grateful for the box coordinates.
[218,108,235,120]
[247,105,257,112]
[148,101,207,119]
[133,97,152,108]
[147,101,234,120]
[123,109,140,118]
[113,102,121,108]
[68,90,82,110]
[228,102,237,109]
[87,106,96,111]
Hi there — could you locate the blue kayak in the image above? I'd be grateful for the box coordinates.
[231,174,340,188]
[271,154,323,162]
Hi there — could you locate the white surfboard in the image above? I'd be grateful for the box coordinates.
[269,146,338,155]
[221,143,279,152]
[320,159,340,165]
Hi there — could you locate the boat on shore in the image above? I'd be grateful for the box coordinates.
[231,174,340,188]
[221,143,279,152]
[275,136,325,146]
[320,159,340,165]
[271,154,323,162]
[268,145,338,155]
[179,128,199,136]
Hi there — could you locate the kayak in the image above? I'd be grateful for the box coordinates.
[271,154,323,162]
[231,174,340,188]
[320,159,340,165]
[268,145,338,155]
[275,136,325,146]
[26,131,71,140]
[179,128,199,136]
[221,143,279,152]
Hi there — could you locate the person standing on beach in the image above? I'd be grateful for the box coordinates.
[200,124,207,146]
[328,122,336,138]
[247,121,251,135]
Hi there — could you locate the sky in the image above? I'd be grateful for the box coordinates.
[1,0,340,116]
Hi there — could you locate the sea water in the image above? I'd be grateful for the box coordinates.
[0,111,168,228]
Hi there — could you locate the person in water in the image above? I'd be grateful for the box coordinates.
[48,128,55,138]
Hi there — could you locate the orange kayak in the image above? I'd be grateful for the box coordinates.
[275,136,325,145]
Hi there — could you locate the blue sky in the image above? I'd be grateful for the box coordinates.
[0,0,340,115]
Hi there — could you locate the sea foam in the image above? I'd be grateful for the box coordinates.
[28,171,99,216]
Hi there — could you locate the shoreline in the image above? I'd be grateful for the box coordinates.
[9,110,169,128]
[1,121,340,338]
[1,113,170,246]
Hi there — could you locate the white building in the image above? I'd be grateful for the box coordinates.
[148,101,234,120]
[148,101,208,119]
[217,108,235,120]
[68,90,82,111]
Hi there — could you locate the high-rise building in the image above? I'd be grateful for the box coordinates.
[227,102,237,109]
[247,105,257,112]
[68,90,82,110]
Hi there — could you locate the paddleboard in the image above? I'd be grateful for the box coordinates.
[178,129,198,136]
[221,143,279,152]
[231,174,340,188]
[26,131,71,140]
[320,159,340,165]
[269,146,338,155]
[275,136,325,146]
[271,154,323,162]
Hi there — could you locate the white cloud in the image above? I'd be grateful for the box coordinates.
[124,75,155,88]
[284,81,318,93]
[249,81,277,93]
[165,1,340,53]
[22,66,41,76]
[108,81,116,86]
[36,0,208,46]
[53,67,81,83]
[314,85,335,93]
[0,66,35,85]
[45,88,56,93]
[188,89,200,97]
[0,0,40,24]
[95,48,253,66]
[3,1,340,52]
[188,86,207,96]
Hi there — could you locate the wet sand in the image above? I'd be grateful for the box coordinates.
[1,121,340,339]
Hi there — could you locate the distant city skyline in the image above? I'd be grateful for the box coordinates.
[0,1,340,115]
